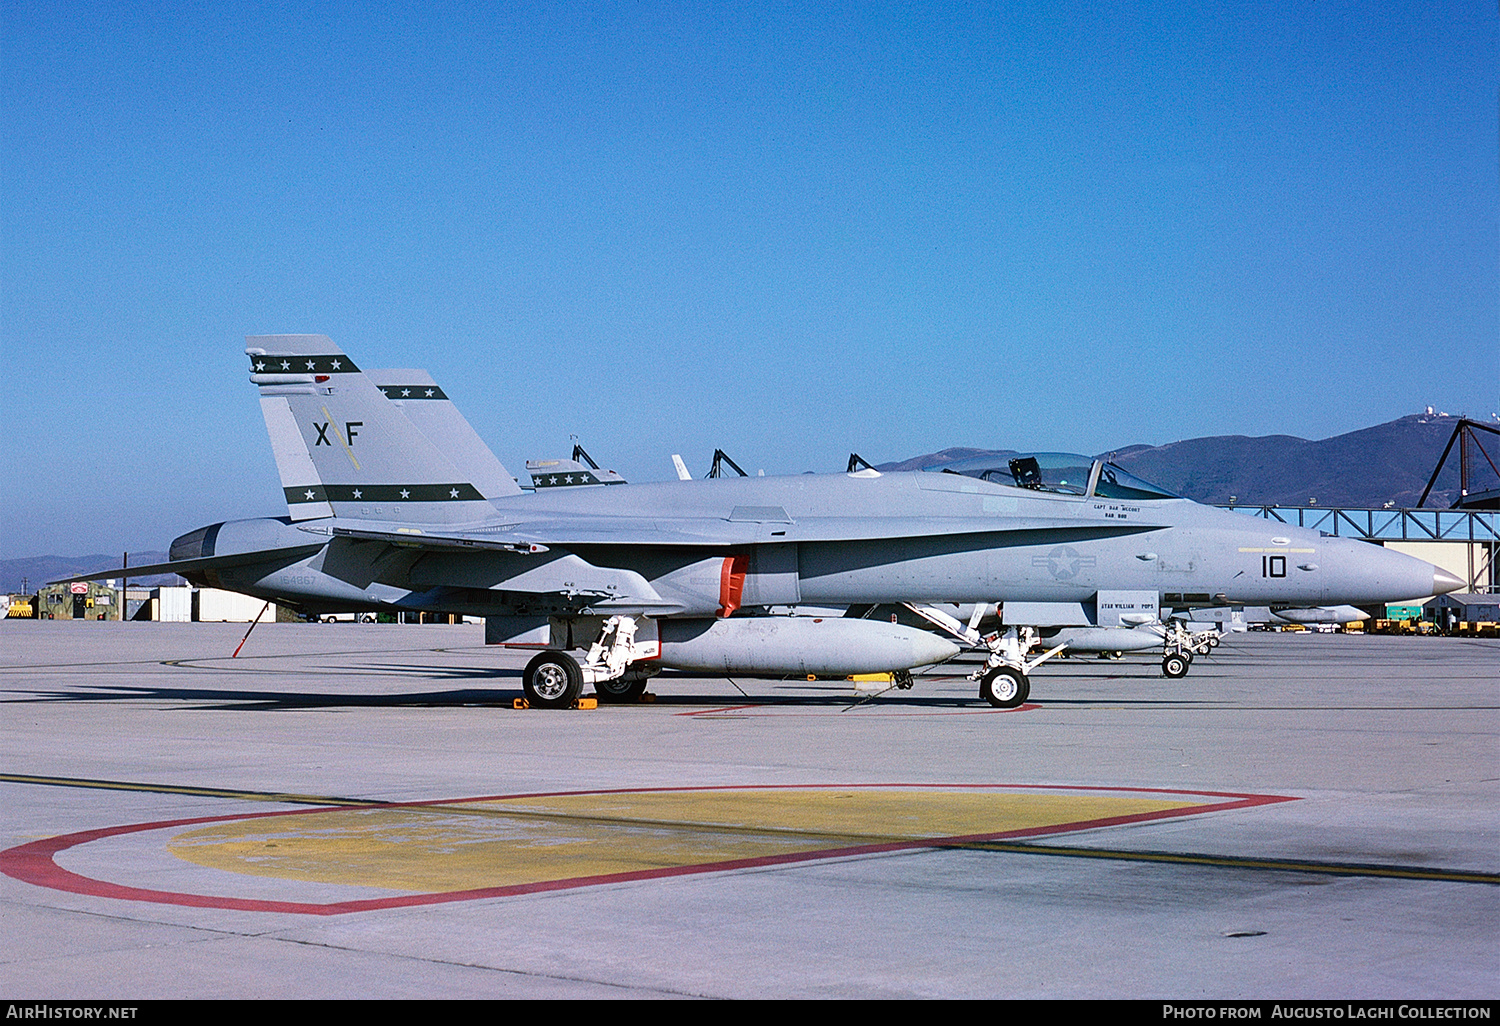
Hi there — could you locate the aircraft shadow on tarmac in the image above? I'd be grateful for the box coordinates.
[5,683,526,711]
[2,672,1221,711]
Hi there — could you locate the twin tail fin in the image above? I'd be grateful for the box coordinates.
[248,335,514,523]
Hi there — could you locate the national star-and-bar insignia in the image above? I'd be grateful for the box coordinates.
[1032,545,1098,581]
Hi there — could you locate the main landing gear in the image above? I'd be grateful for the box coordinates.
[592,669,653,704]
[522,650,584,709]
[521,615,660,708]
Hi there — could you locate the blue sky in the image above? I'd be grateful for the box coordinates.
[3,2,1496,557]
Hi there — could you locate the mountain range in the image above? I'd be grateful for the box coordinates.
[881,413,1493,508]
[1,552,173,598]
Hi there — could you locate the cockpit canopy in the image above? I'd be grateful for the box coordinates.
[923,452,1178,501]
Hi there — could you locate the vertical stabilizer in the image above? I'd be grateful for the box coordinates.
[246,335,496,524]
[259,393,335,520]
[369,369,522,498]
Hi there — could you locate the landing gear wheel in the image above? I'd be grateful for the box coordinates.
[523,651,583,709]
[1162,653,1191,678]
[979,666,1030,708]
[594,673,649,704]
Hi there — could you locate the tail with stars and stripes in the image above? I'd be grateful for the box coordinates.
[247,335,518,523]
[366,368,520,502]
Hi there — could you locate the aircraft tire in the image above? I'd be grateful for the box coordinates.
[1162,653,1191,679]
[523,651,583,709]
[594,673,649,704]
[979,666,1029,708]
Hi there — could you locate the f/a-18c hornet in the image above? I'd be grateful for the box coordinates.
[65,336,1462,709]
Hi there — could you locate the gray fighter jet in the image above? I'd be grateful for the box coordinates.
[68,335,1462,709]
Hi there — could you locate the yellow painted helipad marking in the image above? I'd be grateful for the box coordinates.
[168,789,1197,893]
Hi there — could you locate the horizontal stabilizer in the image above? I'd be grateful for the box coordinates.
[370,368,521,498]
[48,544,325,585]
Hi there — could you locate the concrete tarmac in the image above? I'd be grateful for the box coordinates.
[1,621,1495,1000]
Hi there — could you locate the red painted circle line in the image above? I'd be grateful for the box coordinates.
[1,784,1298,916]
[676,702,1044,716]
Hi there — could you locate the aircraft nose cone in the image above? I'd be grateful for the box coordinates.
[1432,568,1465,595]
